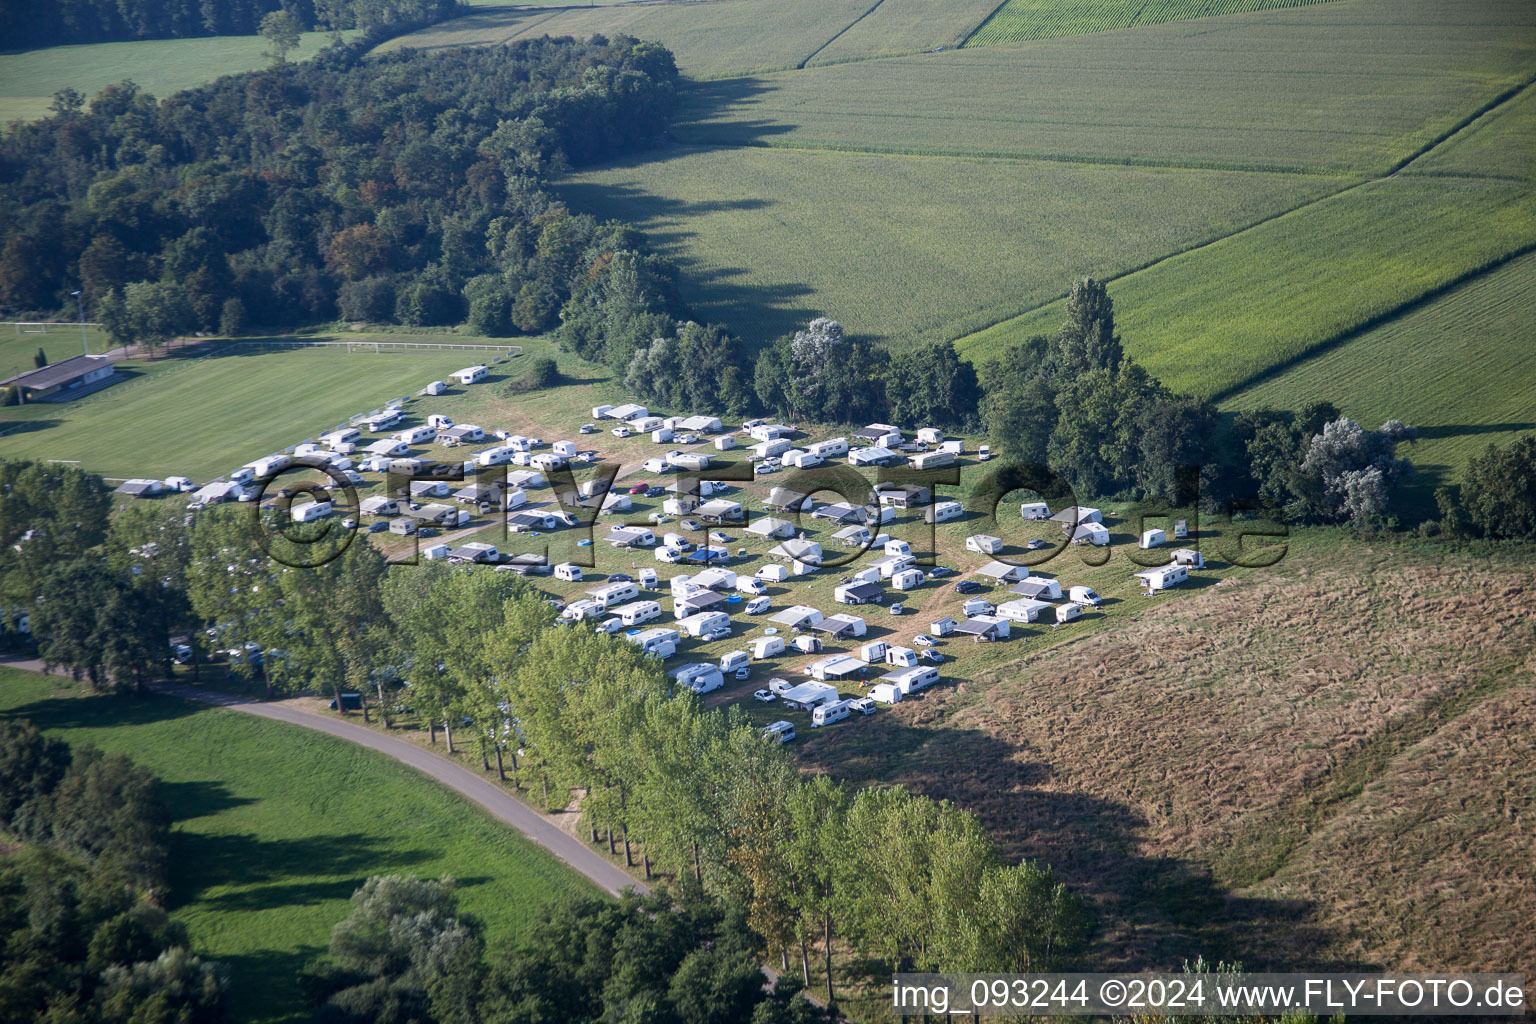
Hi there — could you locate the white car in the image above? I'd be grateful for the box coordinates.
[921,649,944,664]
[579,424,597,434]
[755,463,779,475]
[596,618,623,635]
[709,531,732,545]
[753,689,777,703]
[648,512,670,525]
[889,603,904,615]
[744,596,771,615]
[612,426,632,438]
[675,432,698,444]
[913,634,936,647]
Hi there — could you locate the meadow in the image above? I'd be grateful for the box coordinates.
[1404,81,1536,183]
[0,29,355,124]
[0,341,494,480]
[964,0,1338,47]
[955,176,1536,395]
[379,0,880,76]
[0,322,114,376]
[1226,252,1536,513]
[801,0,1003,66]
[560,147,1336,347]
[0,669,591,1024]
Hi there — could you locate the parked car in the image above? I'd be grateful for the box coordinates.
[889,603,904,615]
[926,566,955,578]
[607,573,634,583]
[648,512,670,524]
[953,580,981,594]
[675,432,698,444]
[709,531,732,545]
[753,689,777,703]
[702,627,731,642]
[734,667,750,680]
[369,520,388,533]
[341,517,357,530]
[628,483,649,494]
[645,486,666,497]
[596,618,623,635]
[1027,538,1052,550]
[680,519,701,532]
[755,463,779,475]
[921,649,944,664]
[579,423,597,434]
[913,634,936,647]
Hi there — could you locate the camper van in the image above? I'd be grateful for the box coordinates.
[750,636,786,660]
[792,635,822,655]
[868,683,903,705]
[554,563,584,582]
[884,665,940,695]
[1069,585,1101,606]
[977,445,992,461]
[630,628,680,659]
[672,664,724,695]
[366,409,402,432]
[223,467,254,487]
[719,650,750,674]
[761,721,796,744]
[677,610,730,638]
[290,500,334,523]
[811,700,852,728]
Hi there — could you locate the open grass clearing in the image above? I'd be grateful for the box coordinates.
[956,176,1536,396]
[0,322,114,376]
[0,669,591,1024]
[1227,251,1536,514]
[964,0,1339,47]
[559,146,1337,347]
[0,29,358,124]
[675,0,1536,175]
[0,340,497,480]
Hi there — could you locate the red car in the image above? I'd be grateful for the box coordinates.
[628,483,649,494]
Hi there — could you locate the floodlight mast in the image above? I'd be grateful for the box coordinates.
[71,290,87,355]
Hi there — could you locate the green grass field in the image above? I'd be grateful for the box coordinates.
[0,322,115,376]
[955,176,1536,392]
[0,30,357,124]
[672,0,1536,175]
[802,0,1003,66]
[0,669,591,1024]
[379,0,879,77]
[964,0,1338,47]
[1226,251,1536,512]
[0,341,497,480]
[1404,81,1536,183]
[560,147,1336,346]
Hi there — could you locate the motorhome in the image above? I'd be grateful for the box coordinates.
[812,700,852,728]
[290,500,334,522]
[882,665,940,695]
[586,580,641,609]
[677,610,730,638]
[614,600,663,626]
[629,628,680,658]
[366,409,402,432]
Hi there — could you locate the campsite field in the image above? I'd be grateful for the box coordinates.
[0,342,498,481]
[0,30,354,124]
[964,0,1339,47]
[0,669,591,1024]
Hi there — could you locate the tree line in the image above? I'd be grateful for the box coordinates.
[0,0,461,51]
[0,34,679,350]
[0,721,228,1023]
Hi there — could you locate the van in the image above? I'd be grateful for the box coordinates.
[1069,585,1101,606]
[291,500,334,522]
[868,683,903,705]
[719,650,750,673]
[744,596,771,615]
[554,563,584,582]
[977,444,991,461]
[427,414,454,429]
[792,635,821,654]
[672,663,723,694]
[811,700,851,728]
[735,577,766,596]
[750,636,785,660]
[762,721,796,744]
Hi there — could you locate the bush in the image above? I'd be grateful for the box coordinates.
[504,356,560,394]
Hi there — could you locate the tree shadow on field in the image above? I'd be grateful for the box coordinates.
[168,830,438,909]
[1,691,204,732]
[801,718,1347,973]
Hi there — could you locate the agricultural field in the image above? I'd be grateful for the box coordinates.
[1226,252,1536,515]
[1404,81,1536,183]
[379,0,880,77]
[801,0,1003,66]
[560,147,1337,347]
[956,176,1536,395]
[798,539,1536,971]
[964,0,1338,47]
[673,0,1536,175]
[0,669,591,1024]
[0,341,501,481]
[0,29,355,124]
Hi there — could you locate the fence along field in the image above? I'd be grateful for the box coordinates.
[964,0,1339,47]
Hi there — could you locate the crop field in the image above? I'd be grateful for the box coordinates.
[1226,252,1536,514]
[0,669,590,1024]
[0,29,356,124]
[379,0,879,77]
[560,147,1336,346]
[964,0,1338,47]
[956,177,1536,394]
[1404,82,1536,183]
[673,0,1536,175]
[801,0,1004,66]
[798,540,1536,970]
[0,342,493,481]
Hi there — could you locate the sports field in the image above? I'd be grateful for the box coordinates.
[560,147,1336,346]
[0,669,590,1024]
[0,29,356,124]
[0,343,493,481]
[0,323,114,375]
[964,0,1338,47]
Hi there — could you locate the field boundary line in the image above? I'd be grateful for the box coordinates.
[956,0,1016,48]
[796,0,888,69]
[219,339,522,353]
[1207,239,1536,404]
[1380,73,1536,178]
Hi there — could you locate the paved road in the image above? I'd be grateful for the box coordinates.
[150,681,648,898]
